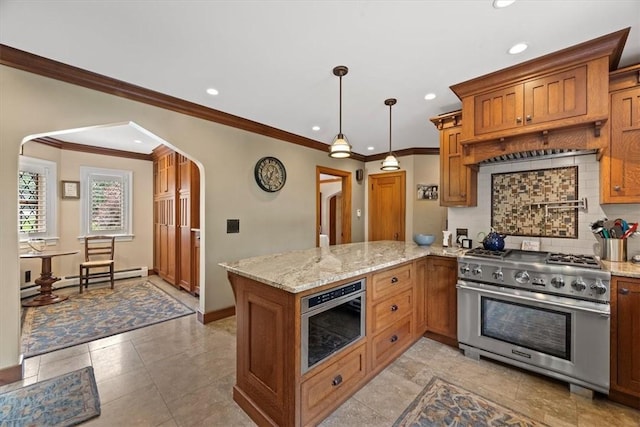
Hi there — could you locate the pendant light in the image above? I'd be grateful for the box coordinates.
[381,98,400,171]
[329,65,352,158]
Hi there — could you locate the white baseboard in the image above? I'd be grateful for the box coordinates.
[20,267,149,299]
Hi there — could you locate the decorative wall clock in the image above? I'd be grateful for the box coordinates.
[254,156,286,192]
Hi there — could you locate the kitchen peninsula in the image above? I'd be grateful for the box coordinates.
[219,241,459,426]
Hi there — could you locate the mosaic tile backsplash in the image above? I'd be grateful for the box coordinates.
[491,166,578,238]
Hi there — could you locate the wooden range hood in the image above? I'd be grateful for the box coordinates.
[449,28,630,166]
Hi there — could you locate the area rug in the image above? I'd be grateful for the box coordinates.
[21,281,195,357]
[393,377,548,427]
[0,366,100,426]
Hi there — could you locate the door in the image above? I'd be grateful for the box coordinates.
[368,171,405,241]
[316,166,352,247]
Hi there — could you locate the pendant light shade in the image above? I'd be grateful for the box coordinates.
[329,66,352,158]
[381,98,400,171]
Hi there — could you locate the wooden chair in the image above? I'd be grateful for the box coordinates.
[79,236,115,293]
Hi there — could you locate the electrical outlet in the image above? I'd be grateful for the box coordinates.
[25,270,31,283]
[456,228,468,238]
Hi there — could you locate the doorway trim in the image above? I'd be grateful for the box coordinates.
[316,166,352,247]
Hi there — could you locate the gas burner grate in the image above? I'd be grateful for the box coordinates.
[546,253,601,269]
[464,247,512,259]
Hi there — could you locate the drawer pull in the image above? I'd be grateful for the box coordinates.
[390,304,399,312]
[391,277,399,284]
[390,334,398,343]
[614,185,621,192]
[620,288,629,295]
[332,375,343,386]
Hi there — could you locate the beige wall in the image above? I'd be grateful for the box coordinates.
[18,142,154,280]
[0,65,366,371]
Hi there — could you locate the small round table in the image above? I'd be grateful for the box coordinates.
[20,249,79,307]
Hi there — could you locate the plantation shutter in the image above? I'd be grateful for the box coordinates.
[89,173,124,232]
[18,169,47,234]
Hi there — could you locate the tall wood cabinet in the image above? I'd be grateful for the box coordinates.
[153,146,200,293]
[423,256,458,347]
[610,275,640,409]
[430,111,477,207]
[600,64,640,204]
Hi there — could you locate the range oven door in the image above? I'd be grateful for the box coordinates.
[457,280,610,393]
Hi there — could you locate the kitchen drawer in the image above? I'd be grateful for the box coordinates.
[300,342,367,426]
[370,288,413,334]
[370,263,412,301]
[370,317,413,368]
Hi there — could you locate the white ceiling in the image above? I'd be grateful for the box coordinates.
[1,1,639,156]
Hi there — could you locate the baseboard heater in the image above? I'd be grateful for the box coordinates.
[20,266,149,300]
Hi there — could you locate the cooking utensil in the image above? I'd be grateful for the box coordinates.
[622,222,638,239]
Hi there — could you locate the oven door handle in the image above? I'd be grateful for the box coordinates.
[456,282,610,317]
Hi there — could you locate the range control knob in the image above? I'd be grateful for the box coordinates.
[591,279,607,295]
[551,276,565,288]
[571,278,587,292]
[459,264,470,275]
[515,271,530,284]
[472,265,482,276]
[492,268,504,281]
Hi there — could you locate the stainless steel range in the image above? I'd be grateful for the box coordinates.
[457,248,611,395]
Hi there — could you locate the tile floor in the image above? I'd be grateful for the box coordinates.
[4,276,640,426]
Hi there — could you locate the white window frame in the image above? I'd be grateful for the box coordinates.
[18,156,57,243]
[80,166,133,239]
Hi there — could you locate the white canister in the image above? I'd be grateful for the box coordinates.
[442,231,452,247]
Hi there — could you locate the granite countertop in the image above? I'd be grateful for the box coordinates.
[219,241,461,293]
[602,260,640,278]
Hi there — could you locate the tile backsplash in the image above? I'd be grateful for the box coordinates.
[492,166,578,238]
[448,153,640,257]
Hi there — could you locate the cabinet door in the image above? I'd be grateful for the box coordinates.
[425,256,457,341]
[440,126,477,207]
[414,259,427,336]
[524,65,587,125]
[612,277,640,396]
[473,85,523,135]
[608,87,640,202]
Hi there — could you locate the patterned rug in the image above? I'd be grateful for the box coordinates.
[21,281,195,357]
[0,366,100,426]
[393,377,548,427]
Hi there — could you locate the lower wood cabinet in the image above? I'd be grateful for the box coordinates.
[610,275,640,409]
[300,342,367,426]
[424,256,458,346]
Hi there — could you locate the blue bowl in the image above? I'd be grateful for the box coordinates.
[413,234,435,246]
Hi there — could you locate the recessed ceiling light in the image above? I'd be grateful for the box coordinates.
[206,88,219,96]
[508,42,528,54]
[367,146,375,151]
[424,93,436,100]
[312,126,320,131]
[134,139,142,144]
[493,0,516,8]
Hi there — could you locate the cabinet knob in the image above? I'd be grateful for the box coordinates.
[391,277,398,284]
[620,288,630,295]
[390,335,398,343]
[390,304,399,312]
[516,117,522,124]
[614,185,621,191]
[526,115,532,122]
[332,375,343,386]
[460,193,466,198]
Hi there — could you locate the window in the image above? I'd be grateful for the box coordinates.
[18,156,57,240]
[80,167,132,237]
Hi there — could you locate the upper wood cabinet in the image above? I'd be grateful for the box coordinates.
[430,111,477,207]
[449,28,629,165]
[473,66,587,136]
[600,64,640,204]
